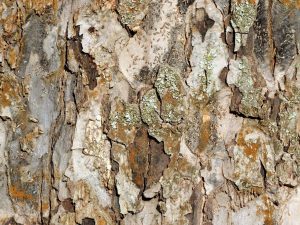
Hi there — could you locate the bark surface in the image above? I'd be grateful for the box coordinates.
[0,0,300,224]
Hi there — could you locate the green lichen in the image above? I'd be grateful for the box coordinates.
[122,104,141,126]
[108,100,141,145]
[280,88,300,154]
[278,105,299,150]
[260,120,278,136]
[231,2,257,33]
[148,127,164,142]
[110,113,119,129]
[155,64,185,123]
[234,57,264,116]
[287,86,300,104]
[204,48,216,75]
[155,65,182,99]
[109,101,141,130]
[196,43,222,96]
[236,58,254,89]
[202,48,217,89]
[117,0,148,28]
[189,90,208,105]
[140,89,161,126]
[161,102,182,123]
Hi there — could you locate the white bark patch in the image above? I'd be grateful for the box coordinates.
[118,0,178,88]
[279,187,300,225]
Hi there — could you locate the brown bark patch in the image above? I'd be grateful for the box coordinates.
[197,111,211,153]
[9,185,34,200]
[0,76,19,107]
[128,126,149,190]
[256,195,274,225]
[61,198,75,212]
[147,139,170,188]
[237,127,260,160]
[279,0,300,8]
[69,35,99,90]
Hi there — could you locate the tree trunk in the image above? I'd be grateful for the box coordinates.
[0,0,300,224]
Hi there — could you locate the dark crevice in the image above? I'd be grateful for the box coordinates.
[229,86,263,120]
[64,23,80,115]
[81,217,95,225]
[281,183,296,189]
[111,171,122,223]
[48,109,65,224]
[197,8,215,42]
[260,160,267,189]
[177,0,195,14]
[229,110,263,120]
[270,93,281,121]
[229,86,242,111]
[68,26,99,90]
[219,66,229,85]
[63,23,76,76]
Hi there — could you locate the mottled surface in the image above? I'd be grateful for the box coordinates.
[0,0,300,224]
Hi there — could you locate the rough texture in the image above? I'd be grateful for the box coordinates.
[0,0,300,224]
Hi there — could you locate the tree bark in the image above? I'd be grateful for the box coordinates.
[0,0,300,224]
